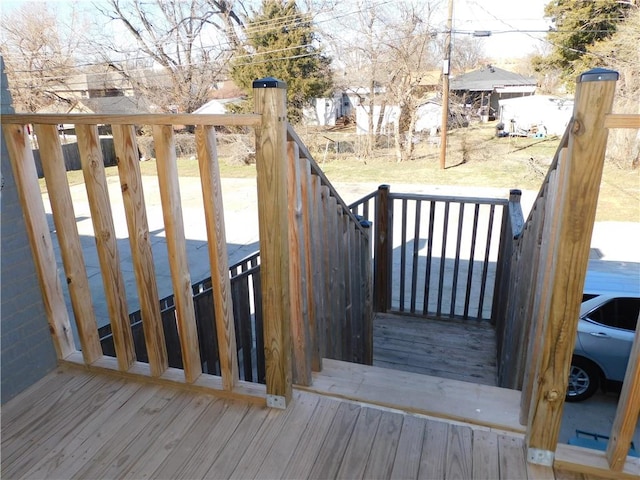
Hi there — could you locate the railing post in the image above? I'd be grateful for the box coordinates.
[526,68,619,465]
[253,77,292,408]
[373,184,392,312]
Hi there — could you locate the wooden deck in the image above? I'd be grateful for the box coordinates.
[373,313,498,386]
[3,365,632,479]
[1,366,530,480]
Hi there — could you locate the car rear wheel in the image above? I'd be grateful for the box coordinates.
[566,357,599,402]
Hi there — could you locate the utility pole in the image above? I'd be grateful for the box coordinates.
[439,0,453,170]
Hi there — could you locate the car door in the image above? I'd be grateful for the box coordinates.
[576,297,639,382]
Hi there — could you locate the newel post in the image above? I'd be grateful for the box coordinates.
[253,77,292,408]
[525,68,619,466]
[373,184,392,312]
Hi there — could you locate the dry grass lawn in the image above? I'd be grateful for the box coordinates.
[44,122,638,222]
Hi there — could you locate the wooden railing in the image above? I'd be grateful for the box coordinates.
[493,68,639,476]
[1,78,373,408]
[350,186,507,321]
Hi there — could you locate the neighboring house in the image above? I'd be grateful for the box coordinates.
[194,97,245,115]
[302,94,352,127]
[451,65,537,120]
[309,71,441,131]
[354,98,443,136]
[304,86,386,127]
[43,71,152,116]
[53,71,136,100]
[414,98,442,133]
[355,104,400,135]
[193,80,247,115]
[498,95,574,136]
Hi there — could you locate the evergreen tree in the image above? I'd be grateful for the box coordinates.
[533,0,633,87]
[230,0,332,122]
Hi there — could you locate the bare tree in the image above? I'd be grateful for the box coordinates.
[325,1,407,156]
[324,1,440,161]
[449,36,487,74]
[93,0,246,114]
[383,3,440,162]
[586,6,640,168]
[0,3,84,112]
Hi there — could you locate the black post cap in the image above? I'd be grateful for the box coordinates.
[252,77,287,89]
[577,68,619,83]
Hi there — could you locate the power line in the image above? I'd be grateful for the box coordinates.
[0,0,400,71]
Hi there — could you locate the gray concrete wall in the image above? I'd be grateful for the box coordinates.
[1,57,57,404]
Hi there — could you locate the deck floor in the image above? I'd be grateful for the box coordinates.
[373,312,497,386]
[2,366,534,480]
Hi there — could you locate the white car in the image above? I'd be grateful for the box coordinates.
[567,294,640,402]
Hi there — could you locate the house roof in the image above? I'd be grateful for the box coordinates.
[79,96,151,114]
[451,65,536,92]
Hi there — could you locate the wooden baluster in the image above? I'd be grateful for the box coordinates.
[76,124,135,370]
[153,124,202,383]
[329,196,342,359]
[195,125,238,390]
[112,124,167,377]
[299,157,320,372]
[287,140,312,385]
[3,123,75,359]
[320,185,335,358]
[33,124,102,364]
[311,175,326,364]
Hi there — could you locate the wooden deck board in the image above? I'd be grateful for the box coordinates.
[498,434,528,480]
[280,396,341,479]
[6,364,623,479]
[307,401,361,479]
[363,410,404,479]
[122,393,214,479]
[2,374,116,475]
[390,415,427,479]
[373,312,497,386]
[228,392,315,479]
[336,406,382,479]
[72,387,185,479]
[18,380,148,479]
[203,403,270,478]
[253,394,321,478]
[302,358,524,434]
[156,399,251,479]
[419,420,449,479]
[446,424,473,479]
[472,430,500,479]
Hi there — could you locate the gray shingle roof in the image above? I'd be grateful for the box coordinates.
[451,65,536,92]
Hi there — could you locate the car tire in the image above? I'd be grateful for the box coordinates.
[566,357,600,402]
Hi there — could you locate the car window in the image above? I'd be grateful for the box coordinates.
[586,298,640,331]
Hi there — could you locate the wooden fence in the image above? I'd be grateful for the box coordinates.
[1,79,373,408]
[32,137,117,177]
[492,68,640,474]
